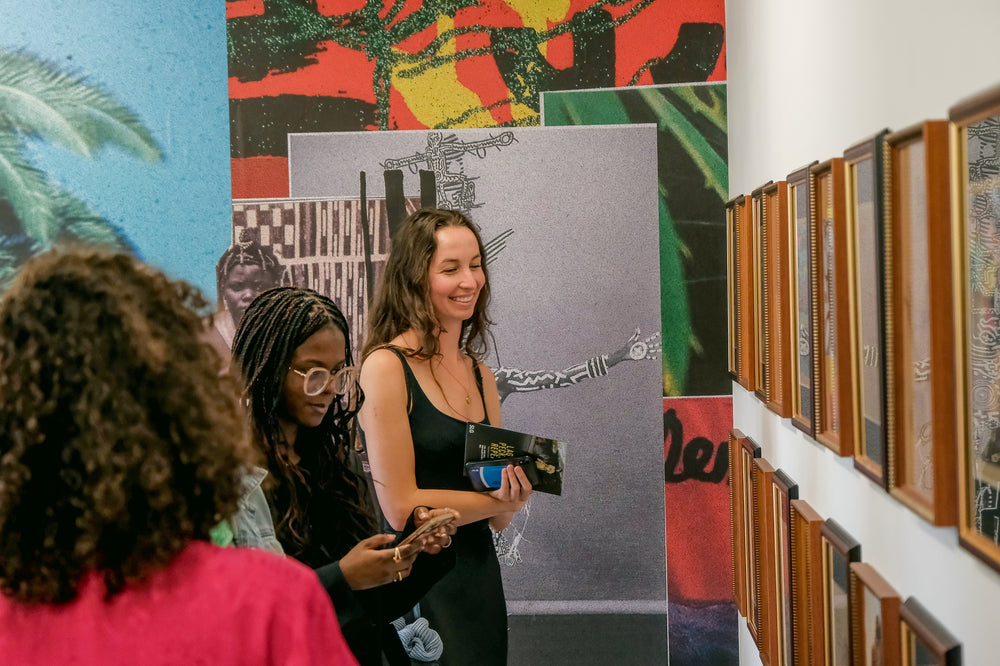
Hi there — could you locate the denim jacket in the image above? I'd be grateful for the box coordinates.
[230,467,284,556]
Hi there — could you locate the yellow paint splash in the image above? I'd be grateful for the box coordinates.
[391,14,540,128]
[503,0,571,58]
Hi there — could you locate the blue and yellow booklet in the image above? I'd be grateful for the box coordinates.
[463,422,565,495]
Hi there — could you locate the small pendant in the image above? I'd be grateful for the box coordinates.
[465,393,471,405]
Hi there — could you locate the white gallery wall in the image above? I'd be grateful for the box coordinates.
[726,1,1000,664]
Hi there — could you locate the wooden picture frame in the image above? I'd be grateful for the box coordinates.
[845,130,892,487]
[951,84,1000,570]
[790,498,825,666]
[729,428,749,614]
[763,181,794,417]
[788,162,820,436]
[743,436,764,645]
[735,195,758,390]
[885,121,958,526]
[899,597,961,665]
[728,197,741,381]
[752,456,778,661]
[811,159,856,457]
[821,519,862,666]
[753,184,772,402]
[734,433,763,618]
[740,193,758,391]
[769,469,799,666]
[849,562,901,666]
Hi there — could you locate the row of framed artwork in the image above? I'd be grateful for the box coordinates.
[729,430,962,666]
[726,80,1000,573]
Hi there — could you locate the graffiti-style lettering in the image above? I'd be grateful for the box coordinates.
[663,408,728,483]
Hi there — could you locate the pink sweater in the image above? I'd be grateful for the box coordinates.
[0,541,359,665]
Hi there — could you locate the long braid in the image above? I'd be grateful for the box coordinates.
[232,287,377,562]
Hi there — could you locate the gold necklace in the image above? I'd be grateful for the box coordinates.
[435,356,473,406]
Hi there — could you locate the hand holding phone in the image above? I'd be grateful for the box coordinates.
[466,456,536,491]
[398,508,457,548]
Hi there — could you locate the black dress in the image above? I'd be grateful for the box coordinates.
[387,348,508,666]
[282,431,455,666]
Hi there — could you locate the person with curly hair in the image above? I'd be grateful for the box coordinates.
[359,208,533,666]
[231,286,458,666]
[0,247,357,666]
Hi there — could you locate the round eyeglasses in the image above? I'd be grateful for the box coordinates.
[290,365,357,397]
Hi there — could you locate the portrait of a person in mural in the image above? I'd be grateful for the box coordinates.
[203,231,284,370]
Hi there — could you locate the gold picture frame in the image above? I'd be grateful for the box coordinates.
[729,428,750,615]
[763,180,794,418]
[790,498,825,666]
[728,197,741,381]
[950,83,1000,568]
[753,456,777,661]
[849,562,901,666]
[769,469,799,666]
[788,162,820,436]
[885,120,958,526]
[845,130,892,487]
[899,597,961,665]
[821,519,862,666]
[811,158,856,457]
[752,183,772,402]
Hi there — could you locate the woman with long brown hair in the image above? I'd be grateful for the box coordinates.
[359,208,533,666]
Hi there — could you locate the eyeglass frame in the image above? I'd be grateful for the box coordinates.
[288,365,358,397]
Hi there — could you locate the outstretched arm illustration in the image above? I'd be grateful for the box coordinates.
[492,328,662,403]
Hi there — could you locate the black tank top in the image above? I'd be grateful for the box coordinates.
[386,347,490,491]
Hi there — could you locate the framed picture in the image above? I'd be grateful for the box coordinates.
[736,194,758,390]
[821,519,862,666]
[729,428,749,614]
[752,456,777,660]
[885,121,957,526]
[769,469,800,666]
[788,162,820,436]
[845,130,892,487]
[743,437,765,645]
[811,158,855,457]
[763,180,794,418]
[727,197,741,381]
[790,498,825,666]
[752,184,772,402]
[951,84,1000,569]
[899,597,961,665]
[849,562,901,666]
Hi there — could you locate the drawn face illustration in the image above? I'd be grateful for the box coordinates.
[223,264,274,325]
[427,225,484,325]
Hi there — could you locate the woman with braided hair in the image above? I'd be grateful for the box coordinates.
[0,247,356,665]
[231,286,458,666]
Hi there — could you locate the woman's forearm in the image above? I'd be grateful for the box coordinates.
[377,486,509,531]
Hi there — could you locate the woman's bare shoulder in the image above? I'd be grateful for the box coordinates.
[474,358,498,386]
[361,346,404,375]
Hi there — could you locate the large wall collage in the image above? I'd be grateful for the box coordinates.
[0,1,738,664]
[727,81,1000,666]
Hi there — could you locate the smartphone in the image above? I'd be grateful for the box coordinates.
[398,509,457,548]
[466,456,535,491]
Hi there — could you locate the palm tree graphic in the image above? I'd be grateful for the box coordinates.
[0,48,162,288]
